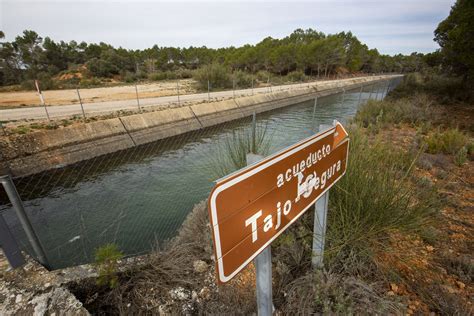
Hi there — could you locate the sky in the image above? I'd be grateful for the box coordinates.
[0,0,454,55]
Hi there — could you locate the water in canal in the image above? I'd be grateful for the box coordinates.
[0,80,399,269]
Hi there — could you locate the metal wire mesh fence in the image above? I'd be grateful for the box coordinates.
[0,73,399,124]
[0,78,401,269]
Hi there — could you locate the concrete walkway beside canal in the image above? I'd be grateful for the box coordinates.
[0,76,399,121]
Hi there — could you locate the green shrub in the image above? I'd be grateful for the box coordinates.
[193,63,232,90]
[79,77,101,88]
[21,72,57,91]
[425,128,468,155]
[148,69,193,81]
[287,70,306,82]
[175,68,193,79]
[12,125,30,134]
[454,147,468,166]
[390,73,473,103]
[148,72,165,81]
[233,70,254,88]
[94,244,123,289]
[123,71,138,83]
[326,127,437,274]
[355,94,434,127]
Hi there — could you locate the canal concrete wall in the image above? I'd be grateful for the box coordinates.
[0,75,401,177]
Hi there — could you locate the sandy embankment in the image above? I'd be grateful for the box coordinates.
[0,79,197,108]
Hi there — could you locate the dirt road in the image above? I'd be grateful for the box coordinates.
[0,76,395,121]
[0,79,197,108]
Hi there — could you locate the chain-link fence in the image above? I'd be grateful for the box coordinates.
[0,78,401,269]
[0,73,400,125]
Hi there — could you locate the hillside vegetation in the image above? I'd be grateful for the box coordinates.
[1,28,425,91]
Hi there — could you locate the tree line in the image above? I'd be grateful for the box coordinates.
[0,0,471,90]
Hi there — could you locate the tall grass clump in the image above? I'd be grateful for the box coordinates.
[193,63,232,90]
[325,127,438,275]
[390,72,474,103]
[209,123,272,179]
[355,94,435,129]
[424,128,469,155]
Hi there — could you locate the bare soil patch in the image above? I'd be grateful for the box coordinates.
[0,79,198,108]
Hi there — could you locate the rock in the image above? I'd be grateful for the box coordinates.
[158,304,170,316]
[456,281,465,289]
[426,245,434,252]
[32,294,48,316]
[191,291,198,301]
[199,287,211,300]
[193,260,208,273]
[169,287,189,301]
[29,288,89,316]
[387,290,395,296]
[390,283,399,293]
[15,294,23,303]
[44,283,51,288]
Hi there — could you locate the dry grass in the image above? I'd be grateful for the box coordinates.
[282,271,402,314]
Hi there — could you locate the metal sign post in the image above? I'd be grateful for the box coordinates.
[208,122,349,284]
[247,152,272,316]
[248,113,272,316]
[311,123,333,268]
[312,190,329,268]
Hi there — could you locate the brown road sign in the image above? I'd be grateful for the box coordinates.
[208,121,350,283]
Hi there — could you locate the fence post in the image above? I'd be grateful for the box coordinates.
[177,80,180,106]
[311,97,318,132]
[233,77,236,99]
[368,83,374,100]
[135,84,142,112]
[76,88,86,119]
[340,88,346,106]
[0,213,25,268]
[208,80,211,102]
[375,83,381,101]
[385,79,391,97]
[251,112,256,153]
[251,78,254,95]
[0,175,50,269]
[35,80,51,121]
[0,122,6,136]
[357,85,363,106]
